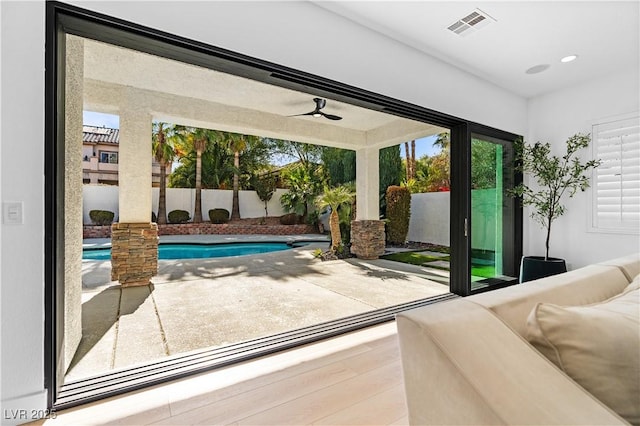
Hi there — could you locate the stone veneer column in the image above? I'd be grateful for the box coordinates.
[351,147,385,259]
[111,222,158,286]
[111,93,157,286]
[350,220,386,259]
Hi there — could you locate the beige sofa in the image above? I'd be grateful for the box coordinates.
[397,253,640,425]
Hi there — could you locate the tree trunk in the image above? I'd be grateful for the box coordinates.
[404,141,410,181]
[231,150,241,220]
[545,219,552,261]
[410,139,416,179]
[329,210,342,251]
[194,148,203,223]
[157,159,167,224]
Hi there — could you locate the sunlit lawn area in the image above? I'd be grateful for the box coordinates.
[381,250,496,279]
[382,252,450,266]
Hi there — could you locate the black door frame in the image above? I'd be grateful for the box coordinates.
[44,0,522,408]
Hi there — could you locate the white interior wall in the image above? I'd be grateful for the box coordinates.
[526,68,640,270]
[0,1,48,419]
[0,1,528,417]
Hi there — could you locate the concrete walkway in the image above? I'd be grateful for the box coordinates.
[67,235,450,381]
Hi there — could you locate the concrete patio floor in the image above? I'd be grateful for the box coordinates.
[66,235,450,381]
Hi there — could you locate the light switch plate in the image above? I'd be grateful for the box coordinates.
[3,201,24,225]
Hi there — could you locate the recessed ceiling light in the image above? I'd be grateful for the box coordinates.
[561,55,578,63]
[525,64,550,75]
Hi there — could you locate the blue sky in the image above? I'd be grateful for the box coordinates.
[83,111,119,129]
[405,135,441,159]
[83,110,443,159]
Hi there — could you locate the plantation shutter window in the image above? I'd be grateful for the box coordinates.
[591,114,640,233]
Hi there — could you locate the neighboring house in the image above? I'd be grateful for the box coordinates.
[82,125,169,186]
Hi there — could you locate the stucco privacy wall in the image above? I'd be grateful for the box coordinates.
[83,186,289,223]
[526,68,640,270]
[407,190,500,251]
[408,192,451,246]
[0,1,527,418]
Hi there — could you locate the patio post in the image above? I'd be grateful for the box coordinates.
[110,91,158,286]
[351,147,385,259]
[63,34,84,372]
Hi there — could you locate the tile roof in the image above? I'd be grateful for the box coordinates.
[83,126,119,144]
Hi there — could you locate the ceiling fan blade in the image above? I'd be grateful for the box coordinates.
[289,98,341,120]
[288,111,315,117]
[322,113,342,121]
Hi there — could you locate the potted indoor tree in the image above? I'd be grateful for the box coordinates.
[510,133,600,282]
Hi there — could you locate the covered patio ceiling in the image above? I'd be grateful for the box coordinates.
[81,37,447,149]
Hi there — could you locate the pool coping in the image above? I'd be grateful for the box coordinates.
[83,233,331,250]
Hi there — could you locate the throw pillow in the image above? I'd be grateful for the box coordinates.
[526,289,640,425]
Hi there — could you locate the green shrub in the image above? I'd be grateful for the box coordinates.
[385,185,411,244]
[89,210,115,226]
[209,208,230,224]
[280,213,301,225]
[306,210,319,226]
[168,209,190,224]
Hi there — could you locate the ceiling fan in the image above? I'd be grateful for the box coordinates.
[290,98,342,121]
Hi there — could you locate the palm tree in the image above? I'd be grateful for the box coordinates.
[175,126,219,223]
[192,133,207,223]
[411,139,416,179]
[169,141,235,190]
[152,122,177,224]
[433,132,450,151]
[404,140,417,181]
[316,185,355,251]
[226,133,248,220]
[404,141,411,181]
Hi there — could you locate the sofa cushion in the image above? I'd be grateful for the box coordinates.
[470,265,630,337]
[599,253,640,282]
[526,288,640,425]
[625,274,640,292]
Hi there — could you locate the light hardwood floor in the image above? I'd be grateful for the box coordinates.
[34,322,409,425]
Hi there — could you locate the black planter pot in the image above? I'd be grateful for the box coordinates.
[520,256,567,283]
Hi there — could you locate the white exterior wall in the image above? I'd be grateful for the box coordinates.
[84,186,289,224]
[527,68,640,270]
[407,190,498,251]
[408,192,451,246]
[0,1,527,418]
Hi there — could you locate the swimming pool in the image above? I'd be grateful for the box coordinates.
[83,242,310,260]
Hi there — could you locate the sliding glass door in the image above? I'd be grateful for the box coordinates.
[45,2,522,408]
[469,132,520,291]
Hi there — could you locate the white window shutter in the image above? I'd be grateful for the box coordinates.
[591,114,640,233]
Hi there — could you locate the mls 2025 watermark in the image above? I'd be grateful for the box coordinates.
[4,409,57,421]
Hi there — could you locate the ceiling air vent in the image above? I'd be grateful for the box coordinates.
[447,9,495,37]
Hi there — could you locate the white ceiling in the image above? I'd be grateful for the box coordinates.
[315,1,640,98]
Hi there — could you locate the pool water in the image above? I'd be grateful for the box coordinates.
[83,242,308,260]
